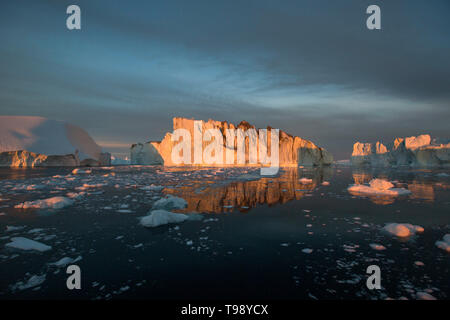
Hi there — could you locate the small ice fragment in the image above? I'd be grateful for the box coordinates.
[369,243,386,251]
[416,292,436,300]
[50,256,82,268]
[435,234,450,252]
[140,210,188,227]
[6,237,52,252]
[302,248,313,254]
[383,223,424,238]
[15,196,74,209]
[11,274,46,291]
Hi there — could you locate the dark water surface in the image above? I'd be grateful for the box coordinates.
[0,165,449,300]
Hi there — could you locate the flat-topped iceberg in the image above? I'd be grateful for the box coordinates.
[131,117,333,167]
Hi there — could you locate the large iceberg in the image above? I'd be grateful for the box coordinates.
[131,117,333,166]
[351,134,450,167]
[0,116,110,167]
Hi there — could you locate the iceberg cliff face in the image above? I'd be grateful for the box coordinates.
[131,117,333,166]
[0,116,110,167]
[351,134,450,167]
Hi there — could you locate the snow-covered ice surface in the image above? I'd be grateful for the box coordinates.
[0,165,449,300]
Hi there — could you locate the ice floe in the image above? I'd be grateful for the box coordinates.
[383,223,424,238]
[435,234,450,252]
[72,168,92,175]
[415,292,437,300]
[10,274,46,291]
[369,243,386,251]
[348,179,411,197]
[140,209,188,227]
[5,237,52,252]
[14,196,74,209]
[49,256,82,267]
[140,184,164,191]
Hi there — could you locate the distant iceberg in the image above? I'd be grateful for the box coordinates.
[351,134,450,167]
[0,116,110,167]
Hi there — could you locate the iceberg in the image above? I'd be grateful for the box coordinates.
[131,117,333,166]
[0,116,110,167]
[351,134,450,167]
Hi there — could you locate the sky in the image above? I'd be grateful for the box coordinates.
[0,0,449,159]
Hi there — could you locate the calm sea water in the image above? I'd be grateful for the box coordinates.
[0,165,449,300]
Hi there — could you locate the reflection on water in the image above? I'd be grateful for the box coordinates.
[166,167,333,213]
[164,166,448,212]
[408,182,435,202]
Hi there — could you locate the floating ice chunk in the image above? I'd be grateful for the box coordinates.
[26,185,45,191]
[140,209,188,227]
[383,223,424,238]
[435,234,450,252]
[299,178,313,184]
[14,196,74,209]
[6,225,25,232]
[152,195,187,210]
[369,243,386,251]
[436,173,449,177]
[302,248,313,254]
[117,209,133,213]
[28,228,44,234]
[348,179,411,197]
[416,292,437,300]
[50,256,82,268]
[140,185,164,192]
[72,168,92,175]
[11,274,46,291]
[66,192,85,199]
[6,237,52,252]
